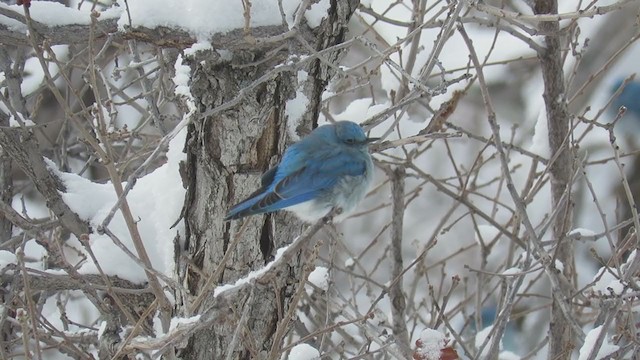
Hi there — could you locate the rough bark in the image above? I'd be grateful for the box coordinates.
[389,167,410,357]
[175,2,359,359]
[533,1,576,359]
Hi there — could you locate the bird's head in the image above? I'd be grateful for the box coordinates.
[334,121,378,148]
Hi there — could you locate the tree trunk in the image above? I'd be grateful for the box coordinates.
[534,1,576,359]
[175,2,359,358]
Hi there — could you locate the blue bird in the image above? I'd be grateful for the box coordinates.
[225,121,376,222]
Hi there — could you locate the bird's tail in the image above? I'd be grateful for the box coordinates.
[224,193,267,221]
[225,185,319,221]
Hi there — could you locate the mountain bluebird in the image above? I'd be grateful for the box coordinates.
[225,121,376,222]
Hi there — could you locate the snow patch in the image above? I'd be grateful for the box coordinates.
[415,328,447,360]
[288,343,320,360]
[475,325,501,357]
[578,325,619,360]
[214,245,290,297]
[169,315,201,332]
[51,128,187,283]
[173,54,193,101]
[502,267,521,276]
[307,266,329,291]
[9,114,35,127]
[117,0,326,38]
[0,251,17,269]
[305,0,330,28]
[529,111,550,158]
[0,2,121,28]
[286,70,310,141]
[344,257,355,268]
[567,228,597,241]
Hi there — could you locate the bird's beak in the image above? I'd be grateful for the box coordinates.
[365,137,380,143]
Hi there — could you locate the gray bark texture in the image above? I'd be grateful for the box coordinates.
[533,1,576,359]
[175,2,359,359]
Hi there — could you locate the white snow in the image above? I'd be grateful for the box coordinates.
[502,267,521,276]
[529,111,550,158]
[334,99,390,123]
[23,239,48,271]
[214,245,290,297]
[475,325,501,358]
[567,228,598,242]
[184,40,213,56]
[20,45,68,96]
[169,315,201,331]
[578,325,619,360]
[0,2,121,28]
[414,328,447,360]
[0,250,17,269]
[286,70,310,141]
[591,249,637,295]
[173,54,193,101]
[307,266,329,291]
[288,343,320,360]
[344,257,355,268]
[49,127,187,283]
[97,321,107,339]
[591,268,624,295]
[304,0,330,28]
[9,114,35,127]
[116,0,326,38]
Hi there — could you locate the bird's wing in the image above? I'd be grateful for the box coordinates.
[225,150,367,220]
[261,166,278,187]
[224,165,279,220]
[260,151,368,210]
[224,145,307,221]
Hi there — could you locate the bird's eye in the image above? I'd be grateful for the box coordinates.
[345,138,356,145]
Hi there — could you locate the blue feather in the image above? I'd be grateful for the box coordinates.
[225,121,375,222]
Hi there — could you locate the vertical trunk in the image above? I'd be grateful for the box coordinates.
[176,2,359,358]
[534,1,575,359]
[0,121,11,243]
[179,52,299,358]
